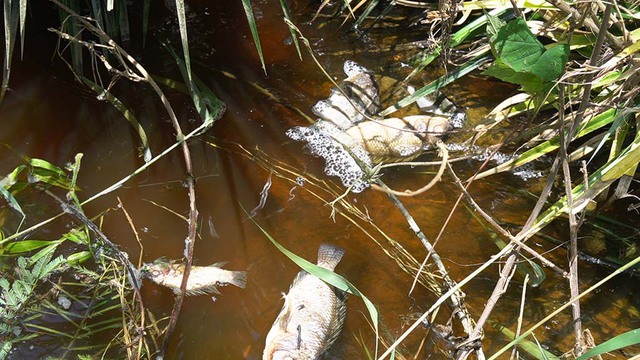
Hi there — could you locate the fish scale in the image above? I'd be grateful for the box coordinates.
[263,244,347,360]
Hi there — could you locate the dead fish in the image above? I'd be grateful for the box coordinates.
[312,60,380,130]
[263,244,347,360]
[141,258,247,297]
[345,114,451,163]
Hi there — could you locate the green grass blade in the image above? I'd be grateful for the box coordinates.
[116,0,130,42]
[405,8,505,81]
[164,46,227,126]
[142,0,150,47]
[0,186,25,219]
[80,77,152,162]
[354,0,378,28]
[489,320,560,359]
[380,55,490,117]
[175,0,191,82]
[249,215,380,358]
[18,0,26,58]
[64,0,84,75]
[576,329,640,360]
[2,0,19,103]
[241,0,267,75]
[523,124,640,239]
[475,108,618,180]
[279,0,302,60]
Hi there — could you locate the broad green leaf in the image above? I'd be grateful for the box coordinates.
[491,18,544,72]
[483,61,544,93]
[485,12,506,41]
[29,158,67,177]
[1,240,60,254]
[530,44,569,81]
[576,329,640,360]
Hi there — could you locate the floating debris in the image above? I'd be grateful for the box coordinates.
[263,244,347,360]
[141,258,247,297]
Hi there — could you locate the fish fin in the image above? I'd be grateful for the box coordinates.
[227,270,248,289]
[208,261,228,268]
[321,292,347,355]
[184,286,219,296]
[317,244,345,270]
[277,292,293,330]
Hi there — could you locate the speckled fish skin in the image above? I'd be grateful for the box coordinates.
[142,259,247,296]
[312,60,380,130]
[345,114,452,163]
[263,244,347,360]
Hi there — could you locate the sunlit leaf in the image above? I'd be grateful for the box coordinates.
[66,251,92,265]
[576,329,640,360]
[380,55,490,116]
[175,0,191,82]
[279,0,302,60]
[489,320,560,359]
[475,108,618,179]
[18,0,26,58]
[241,0,267,75]
[1,240,60,254]
[0,186,25,218]
[531,44,569,81]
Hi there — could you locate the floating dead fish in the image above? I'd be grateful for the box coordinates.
[287,60,466,192]
[345,114,451,163]
[312,60,380,130]
[141,258,247,297]
[263,244,347,360]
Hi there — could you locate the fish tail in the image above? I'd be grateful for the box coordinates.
[317,244,345,270]
[228,270,248,289]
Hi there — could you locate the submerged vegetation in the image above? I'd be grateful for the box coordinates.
[1,0,639,359]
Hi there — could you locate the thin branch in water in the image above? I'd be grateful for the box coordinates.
[371,141,448,197]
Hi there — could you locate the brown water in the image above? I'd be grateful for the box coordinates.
[1,1,639,359]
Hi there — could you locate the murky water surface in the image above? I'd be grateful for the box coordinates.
[1,1,639,359]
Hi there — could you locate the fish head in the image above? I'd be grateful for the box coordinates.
[140,258,173,282]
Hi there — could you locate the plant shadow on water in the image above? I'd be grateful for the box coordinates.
[1,0,639,359]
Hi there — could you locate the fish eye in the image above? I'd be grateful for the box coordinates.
[151,270,161,277]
